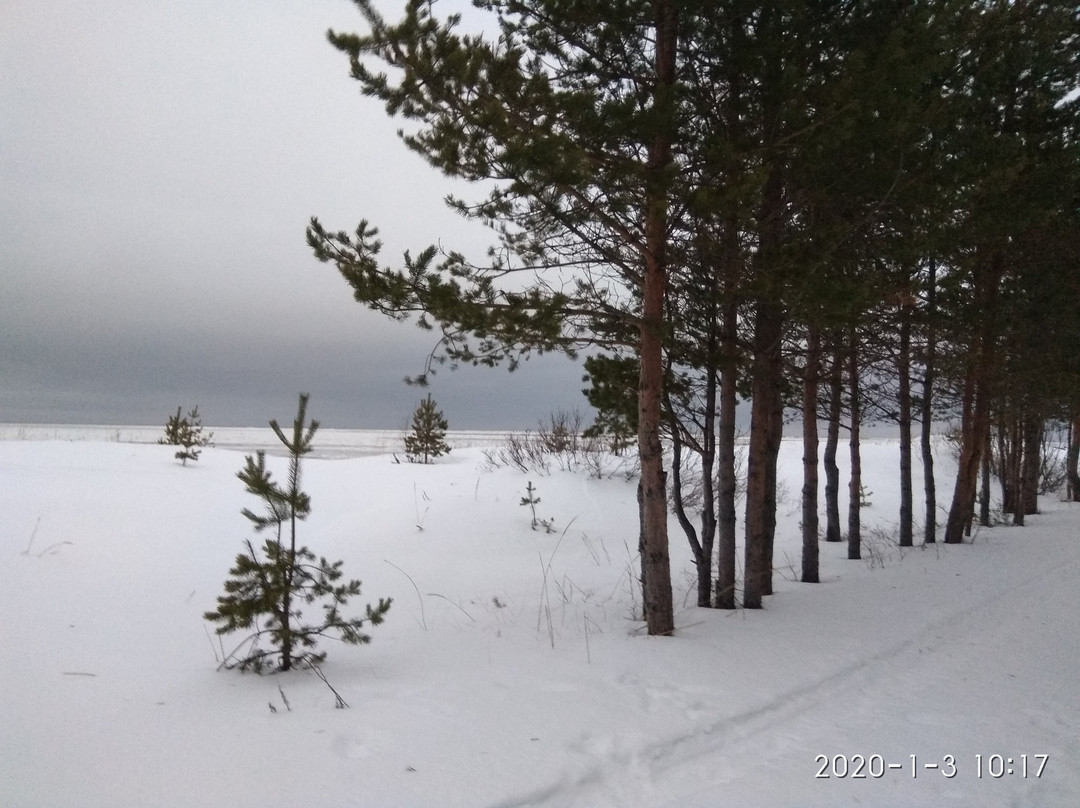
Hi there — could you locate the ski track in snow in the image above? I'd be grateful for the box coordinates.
[489,517,1080,808]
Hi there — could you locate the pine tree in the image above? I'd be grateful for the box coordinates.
[311,0,1078,628]
[159,405,213,465]
[403,394,451,464]
[204,394,391,672]
[309,0,680,635]
[935,0,1080,543]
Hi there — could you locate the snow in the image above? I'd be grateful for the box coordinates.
[2,431,1078,807]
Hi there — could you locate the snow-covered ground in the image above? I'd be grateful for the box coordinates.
[1,428,1077,807]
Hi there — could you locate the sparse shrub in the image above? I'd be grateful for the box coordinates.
[404,394,451,464]
[508,431,550,473]
[862,526,898,570]
[537,409,584,456]
[159,405,213,465]
[1038,423,1068,494]
[481,409,640,480]
[481,430,548,474]
[204,394,391,672]
[668,440,747,514]
[579,437,607,479]
[943,423,963,460]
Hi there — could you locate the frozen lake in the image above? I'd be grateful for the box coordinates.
[0,424,514,459]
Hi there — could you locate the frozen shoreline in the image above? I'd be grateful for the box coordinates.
[0,420,922,456]
[0,424,514,458]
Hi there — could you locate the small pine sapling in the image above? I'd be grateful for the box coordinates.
[520,480,555,533]
[204,394,391,672]
[403,393,451,464]
[159,405,214,465]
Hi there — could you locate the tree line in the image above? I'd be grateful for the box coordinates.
[307,0,1080,636]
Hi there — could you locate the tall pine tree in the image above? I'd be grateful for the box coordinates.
[309,0,680,635]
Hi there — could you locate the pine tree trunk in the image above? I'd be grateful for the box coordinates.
[847,328,862,561]
[639,318,672,633]
[898,303,913,547]
[637,0,677,636]
[636,479,647,621]
[698,369,718,606]
[945,375,977,543]
[944,248,1000,544]
[981,427,993,527]
[921,260,937,543]
[1009,423,1024,526]
[666,371,717,609]
[763,396,783,597]
[1021,416,1042,516]
[745,11,786,605]
[667,416,700,601]
[824,344,843,543]
[945,366,990,543]
[714,23,744,609]
[744,300,784,609]
[999,415,1021,519]
[715,301,739,609]
[280,522,296,672]
[801,327,821,583]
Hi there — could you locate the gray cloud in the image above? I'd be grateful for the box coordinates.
[1,0,590,429]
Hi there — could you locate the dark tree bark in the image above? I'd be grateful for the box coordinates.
[743,1,790,606]
[945,367,992,543]
[712,9,745,611]
[824,343,843,542]
[981,426,993,527]
[716,300,740,609]
[921,261,938,543]
[801,327,821,582]
[666,369,718,608]
[698,371,719,606]
[847,327,862,560]
[945,347,991,543]
[744,300,785,609]
[897,301,914,547]
[997,414,1020,520]
[945,249,1001,544]
[1020,416,1042,517]
[638,242,673,632]
[636,480,647,621]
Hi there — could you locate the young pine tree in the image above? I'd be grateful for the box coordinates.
[403,394,451,464]
[159,405,213,465]
[204,394,391,672]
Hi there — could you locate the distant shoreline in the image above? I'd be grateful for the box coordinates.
[0,421,918,458]
[0,424,516,459]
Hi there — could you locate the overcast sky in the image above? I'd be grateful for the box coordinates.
[1,0,588,429]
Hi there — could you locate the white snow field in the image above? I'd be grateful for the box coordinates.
[2,430,1078,807]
